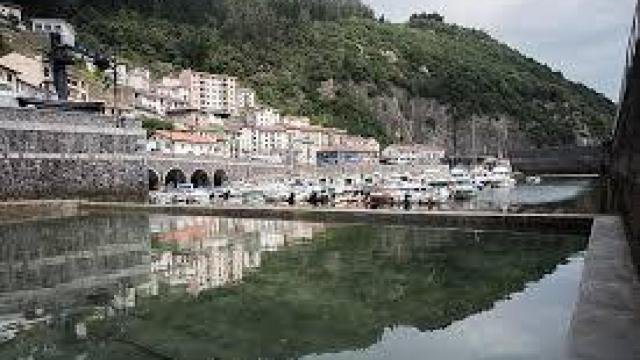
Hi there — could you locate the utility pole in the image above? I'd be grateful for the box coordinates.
[472,116,477,167]
[451,110,458,166]
[113,59,118,118]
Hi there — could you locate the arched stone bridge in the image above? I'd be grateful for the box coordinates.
[147,154,287,190]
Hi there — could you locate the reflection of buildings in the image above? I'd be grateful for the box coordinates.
[0,214,327,348]
[149,216,327,295]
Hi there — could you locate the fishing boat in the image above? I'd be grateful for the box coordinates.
[489,165,517,188]
[450,168,478,200]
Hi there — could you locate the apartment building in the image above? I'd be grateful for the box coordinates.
[127,67,151,91]
[236,87,256,110]
[246,106,281,127]
[178,69,237,115]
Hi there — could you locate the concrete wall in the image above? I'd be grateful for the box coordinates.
[0,108,148,202]
[610,5,640,273]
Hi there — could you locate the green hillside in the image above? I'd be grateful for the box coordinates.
[16,0,616,149]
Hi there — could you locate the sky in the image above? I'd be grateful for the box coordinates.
[364,0,637,101]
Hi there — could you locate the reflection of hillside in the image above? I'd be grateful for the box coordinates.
[0,215,151,343]
[149,216,327,295]
[127,225,586,360]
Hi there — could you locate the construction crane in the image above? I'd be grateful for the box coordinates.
[47,32,115,104]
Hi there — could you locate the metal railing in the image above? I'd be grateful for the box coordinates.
[613,0,640,137]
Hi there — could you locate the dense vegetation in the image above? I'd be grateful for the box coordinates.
[17,0,616,147]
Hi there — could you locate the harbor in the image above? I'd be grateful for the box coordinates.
[0,0,639,359]
[150,161,602,214]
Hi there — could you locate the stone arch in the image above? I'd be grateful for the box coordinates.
[148,169,160,191]
[165,168,187,188]
[213,169,228,187]
[191,169,211,188]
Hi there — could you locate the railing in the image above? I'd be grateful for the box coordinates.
[614,0,640,137]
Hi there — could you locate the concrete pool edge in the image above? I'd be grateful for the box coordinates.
[77,201,595,234]
[567,216,640,360]
[0,200,83,225]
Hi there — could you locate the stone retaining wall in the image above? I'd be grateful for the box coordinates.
[0,108,147,202]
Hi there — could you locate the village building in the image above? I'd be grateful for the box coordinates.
[165,108,224,130]
[381,144,445,165]
[246,106,281,127]
[317,136,380,167]
[127,67,151,92]
[66,73,89,102]
[235,87,256,110]
[0,52,49,101]
[31,18,76,46]
[178,69,237,116]
[148,130,228,158]
[0,2,21,22]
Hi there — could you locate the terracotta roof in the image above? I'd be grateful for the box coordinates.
[154,130,221,144]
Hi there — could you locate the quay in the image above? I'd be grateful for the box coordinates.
[79,201,593,234]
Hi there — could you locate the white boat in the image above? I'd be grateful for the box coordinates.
[470,167,491,190]
[450,168,478,200]
[525,175,542,185]
[263,183,290,203]
[489,165,517,188]
[425,178,451,203]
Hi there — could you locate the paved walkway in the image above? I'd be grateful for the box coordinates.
[568,216,640,360]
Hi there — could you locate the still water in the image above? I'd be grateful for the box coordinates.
[427,177,602,213]
[0,213,587,359]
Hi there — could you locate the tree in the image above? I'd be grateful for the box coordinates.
[141,117,174,137]
[409,12,445,27]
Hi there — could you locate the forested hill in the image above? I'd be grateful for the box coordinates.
[16,0,616,152]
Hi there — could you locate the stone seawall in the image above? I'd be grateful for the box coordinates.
[0,109,147,202]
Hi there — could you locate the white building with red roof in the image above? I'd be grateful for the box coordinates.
[148,130,229,157]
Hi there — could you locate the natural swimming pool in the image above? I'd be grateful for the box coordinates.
[0,213,588,359]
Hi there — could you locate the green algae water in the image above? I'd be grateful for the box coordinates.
[0,213,587,359]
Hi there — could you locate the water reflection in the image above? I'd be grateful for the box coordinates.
[149,216,327,295]
[0,213,587,360]
[448,178,602,213]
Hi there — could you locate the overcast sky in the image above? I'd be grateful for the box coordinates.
[364,0,636,101]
